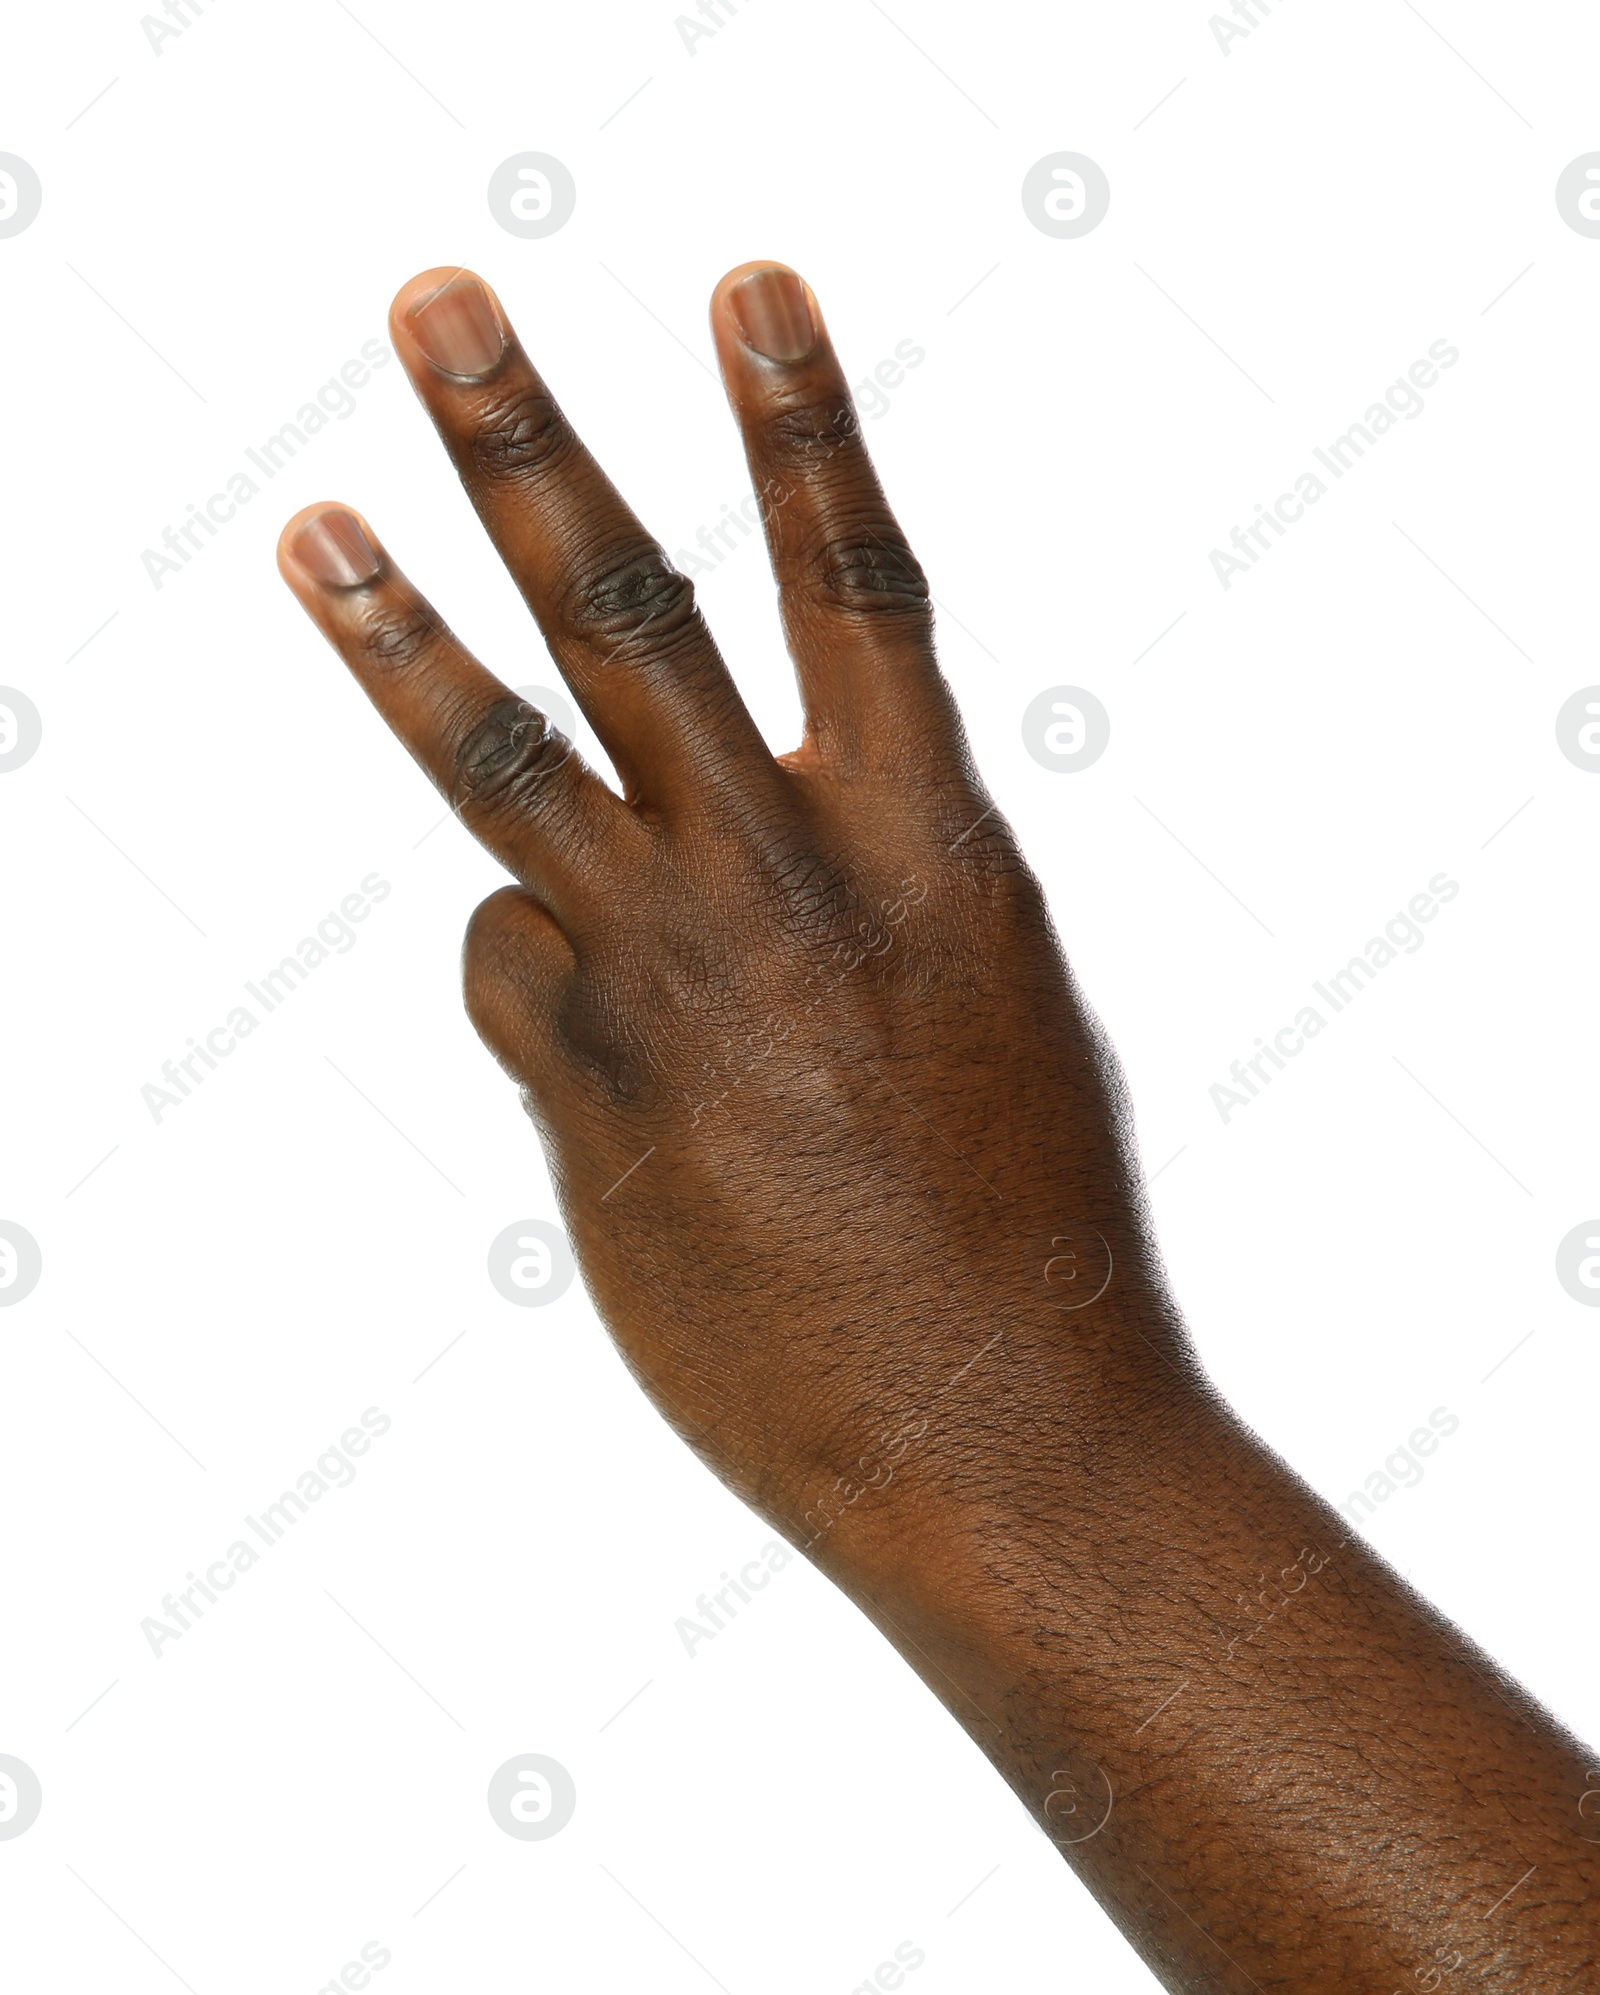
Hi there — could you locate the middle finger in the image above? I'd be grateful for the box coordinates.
[389,266,776,820]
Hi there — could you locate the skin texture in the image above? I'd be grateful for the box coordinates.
[278,263,1599,1990]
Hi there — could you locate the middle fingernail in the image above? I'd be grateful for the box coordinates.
[729,268,817,364]
[405,276,507,378]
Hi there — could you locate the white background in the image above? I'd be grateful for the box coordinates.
[3,2,1598,1989]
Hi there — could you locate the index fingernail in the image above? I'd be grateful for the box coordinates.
[729,268,816,364]
[292,509,382,588]
[405,276,507,378]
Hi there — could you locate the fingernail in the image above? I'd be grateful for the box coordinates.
[405,275,507,378]
[292,509,382,588]
[729,268,816,364]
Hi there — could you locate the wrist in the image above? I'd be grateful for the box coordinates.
[786,1287,1215,1620]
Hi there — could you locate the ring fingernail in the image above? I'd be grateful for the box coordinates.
[405,275,507,378]
[730,267,816,364]
[293,509,382,588]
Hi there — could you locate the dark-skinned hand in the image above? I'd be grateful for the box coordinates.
[280,264,1598,1993]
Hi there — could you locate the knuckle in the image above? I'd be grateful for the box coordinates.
[933,795,1047,912]
[467,385,575,486]
[355,601,442,674]
[753,836,868,951]
[560,544,703,658]
[955,821,1038,898]
[452,698,574,815]
[757,386,930,620]
[813,523,930,618]
[658,925,742,1014]
[764,384,862,467]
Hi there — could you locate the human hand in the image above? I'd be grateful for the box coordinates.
[277,262,1188,1599]
[279,266,1600,1994]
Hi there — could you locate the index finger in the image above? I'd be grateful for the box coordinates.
[277,501,632,915]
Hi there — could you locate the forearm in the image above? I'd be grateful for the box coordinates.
[822,1343,1598,1991]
